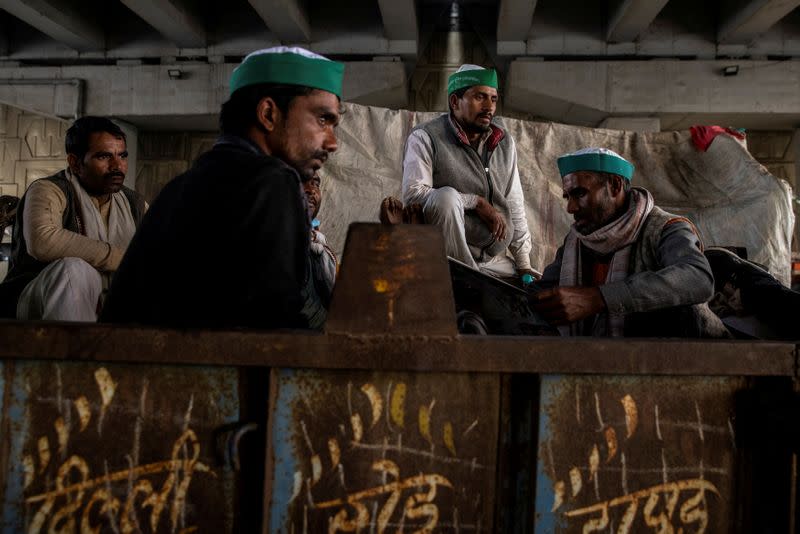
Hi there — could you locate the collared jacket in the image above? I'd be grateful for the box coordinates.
[542,205,728,338]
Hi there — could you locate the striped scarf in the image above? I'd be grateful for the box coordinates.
[558,187,654,337]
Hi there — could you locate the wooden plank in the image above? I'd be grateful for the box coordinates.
[0,321,793,377]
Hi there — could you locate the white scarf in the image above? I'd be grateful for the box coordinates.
[558,187,654,337]
[67,169,137,249]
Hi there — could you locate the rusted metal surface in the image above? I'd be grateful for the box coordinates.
[327,223,458,336]
[0,360,240,533]
[0,321,794,377]
[264,368,499,532]
[533,375,747,532]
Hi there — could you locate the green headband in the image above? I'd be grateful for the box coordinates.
[557,153,635,181]
[230,52,345,97]
[447,68,498,94]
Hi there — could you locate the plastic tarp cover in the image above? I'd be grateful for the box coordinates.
[318,104,795,285]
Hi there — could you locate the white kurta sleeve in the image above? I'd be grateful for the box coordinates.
[402,129,479,209]
[504,137,533,271]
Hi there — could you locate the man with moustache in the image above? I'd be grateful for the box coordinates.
[102,47,343,329]
[0,116,145,321]
[533,147,727,338]
[401,64,535,283]
[303,173,337,308]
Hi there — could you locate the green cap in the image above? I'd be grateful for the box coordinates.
[557,147,635,181]
[447,64,498,95]
[229,46,345,97]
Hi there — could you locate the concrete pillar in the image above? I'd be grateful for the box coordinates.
[598,116,661,132]
[114,119,138,191]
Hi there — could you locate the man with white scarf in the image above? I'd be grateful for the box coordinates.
[533,147,727,338]
[1,117,145,321]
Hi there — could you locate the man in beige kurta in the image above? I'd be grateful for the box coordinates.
[3,116,145,321]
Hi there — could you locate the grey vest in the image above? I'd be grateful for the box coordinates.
[626,206,729,338]
[416,114,516,261]
[0,171,145,317]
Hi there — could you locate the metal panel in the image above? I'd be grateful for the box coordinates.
[0,322,793,377]
[0,360,240,533]
[265,368,500,532]
[327,223,458,336]
[534,375,746,533]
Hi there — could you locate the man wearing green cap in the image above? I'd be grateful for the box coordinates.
[401,64,534,282]
[532,147,727,337]
[102,47,344,329]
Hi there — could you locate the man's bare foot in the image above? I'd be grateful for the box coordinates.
[380,197,404,225]
[403,203,424,224]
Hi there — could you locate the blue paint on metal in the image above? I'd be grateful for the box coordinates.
[534,374,566,534]
[0,361,241,533]
[1,361,32,534]
[268,368,301,533]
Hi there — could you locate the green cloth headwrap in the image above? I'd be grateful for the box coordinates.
[230,51,345,97]
[447,68,498,94]
[557,151,635,181]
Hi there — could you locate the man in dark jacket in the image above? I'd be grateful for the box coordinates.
[533,147,728,338]
[102,47,344,329]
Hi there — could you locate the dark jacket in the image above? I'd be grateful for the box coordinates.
[542,205,727,338]
[101,135,326,330]
[0,171,144,318]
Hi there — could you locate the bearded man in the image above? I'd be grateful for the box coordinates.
[401,64,535,283]
[533,147,727,338]
[102,47,343,329]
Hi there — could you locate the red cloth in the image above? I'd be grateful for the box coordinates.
[690,125,746,152]
[591,262,611,287]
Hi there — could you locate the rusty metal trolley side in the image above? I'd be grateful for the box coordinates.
[0,224,795,533]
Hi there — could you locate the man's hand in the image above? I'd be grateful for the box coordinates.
[475,197,506,241]
[517,268,540,281]
[531,286,606,325]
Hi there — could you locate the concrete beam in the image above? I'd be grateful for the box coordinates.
[496,0,536,55]
[497,0,537,41]
[0,61,406,125]
[0,78,82,119]
[247,0,311,43]
[718,0,800,44]
[606,0,670,42]
[342,60,407,109]
[0,0,104,51]
[599,116,661,132]
[120,0,206,48]
[506,58,800,127]
[377,0,417,41]
[0,12,9,56]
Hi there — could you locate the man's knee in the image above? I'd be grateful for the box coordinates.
[54,258,103,291]
[17,258,103,321]
[424,187,463,222]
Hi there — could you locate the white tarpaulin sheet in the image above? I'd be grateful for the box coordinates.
[318,104,795,284]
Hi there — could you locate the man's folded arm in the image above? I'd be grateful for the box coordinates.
[23,180,123,271]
